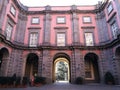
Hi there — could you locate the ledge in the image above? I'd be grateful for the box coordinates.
[54,27,68,30]
[81,26,95,29]
[13,0,109,15]
[0,32,120,50]
[28,27,41,29]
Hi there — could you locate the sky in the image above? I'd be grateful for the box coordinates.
[19,0,103,7]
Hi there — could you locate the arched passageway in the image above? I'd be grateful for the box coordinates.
[0,48,9,76]
[53,53,71,83]
[115,47,120,57]
[25,53,39,78]
[84,53,100,83]
[115,46,120,84]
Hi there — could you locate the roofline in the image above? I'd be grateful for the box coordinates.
[13,0,109,14]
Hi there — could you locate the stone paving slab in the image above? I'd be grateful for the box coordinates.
[0,83,120,90]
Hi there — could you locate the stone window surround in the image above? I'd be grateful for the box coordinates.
[31,17,40,24]
[56,16,66,24]
[107,2,113,15]
[55,29,67,46]
[10,4,16,17]
[108,15,119,39]
[5,18,15,40]
[82,16,92,24]
[83,29,95,46]
[85,60,95,80]
[28,29,40,47]
[110,22,118,39]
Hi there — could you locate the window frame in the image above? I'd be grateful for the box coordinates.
[107,2,113,15]
[85,60,94,80]
[111,21,118,39]
[29,32,39,47]
[83,16,92,23]
[6,23,13,40]
[5,18,14,40]
[10,5,16,16]
[56,17,66,24]
[56,33,66,46]
[31,17,40,24]
[84,32,94,46]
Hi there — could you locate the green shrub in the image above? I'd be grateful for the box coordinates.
[15,77,21,86]
[104,72,115,85]
[75,77,84,84]
[34,77,46,84]
[22,77,28,85]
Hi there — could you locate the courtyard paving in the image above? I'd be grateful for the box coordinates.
[1,82,120,90]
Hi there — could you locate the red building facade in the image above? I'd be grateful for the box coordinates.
[0,0,120,84]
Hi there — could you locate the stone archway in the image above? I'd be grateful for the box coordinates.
[53,53,71,83]
[24,53,39,78]
[84,53,100,83]
[115,46,120,84]
[115,47,120,57]
[0,47,9,76]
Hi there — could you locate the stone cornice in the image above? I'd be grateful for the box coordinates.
[95,0,109,13]
[12,0,109,15]
[0,32,120,50]
[13,0,28,14]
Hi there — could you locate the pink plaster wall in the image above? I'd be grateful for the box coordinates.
[2,0,19,42]
[24,15,44,45]
[78,14,99,45]
[2,0,120,47]
[104,0,120,40]
[50,14,72,45]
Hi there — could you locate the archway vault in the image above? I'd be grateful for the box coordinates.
[84,53,100,83]
[53,53,71,83]
[24,53,39,78]
[0,47,9,76]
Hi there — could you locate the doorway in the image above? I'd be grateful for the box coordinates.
[25,53,38,78]
[53,58,70,83]
[84,53,100,83]
[0,48,9,76]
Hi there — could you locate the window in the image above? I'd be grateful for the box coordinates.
[6,23,13,40]
[29,32,38,47]
[83,16,91,23]
[85,32,94,46]
[57,33,65,46]
[57,17,66,24]
[31,17,40,24]
[107,3,113,14]
[85,60,94,79]
[10,5,16,16]
[111,22,118,39]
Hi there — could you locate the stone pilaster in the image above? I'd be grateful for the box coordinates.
[115,0,120,20]
[42,49,52,83]
[14,13,27,44]
[79,51,85,78]
[99,50,109,83]
[0,0,8,29]
[7,49,24,76]
[0,57,9,76]
[38,54,42,76]
[71,50,76,83]
[112,57,120,84]
[96,11,109,44]
[71,5,80,45]
[74,49,84,78]
[7,51,15,76]
[43,6,51,45]
[14,50,24,76]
